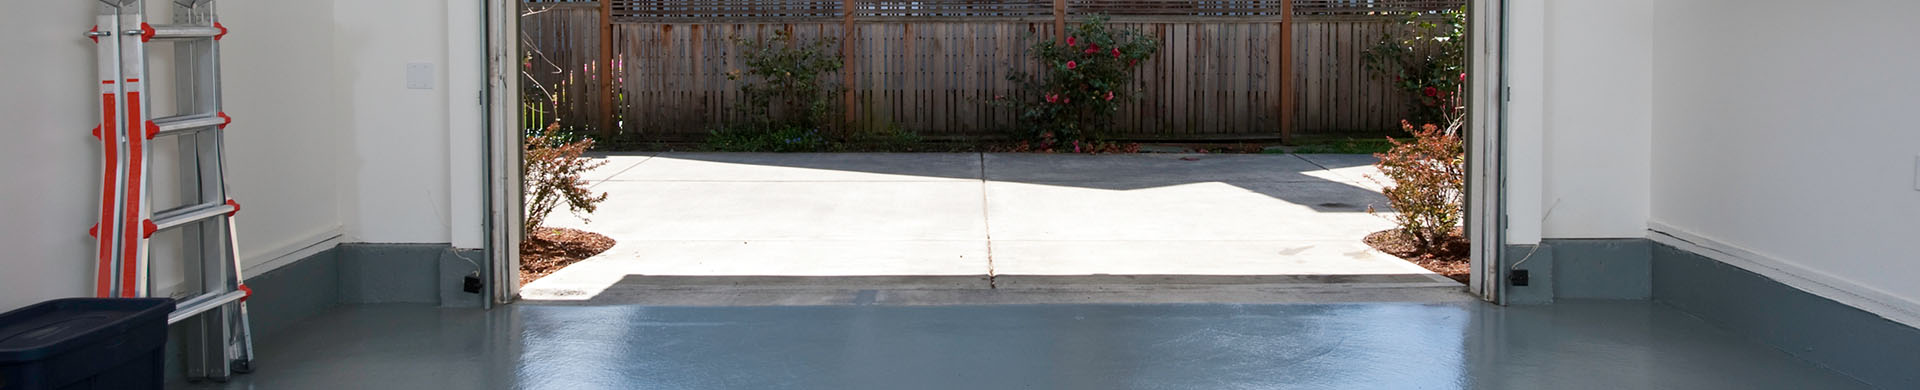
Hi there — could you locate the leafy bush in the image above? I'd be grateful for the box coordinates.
[1364,6,1466,125]
[524,123,608,235]
[725,30,844,132]
[1003,16,1159,149]
[1365,6,1468,253]
[1372,118,1464,252]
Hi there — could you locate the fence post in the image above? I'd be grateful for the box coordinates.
[1279,0,1295,144]
[1053,0,1066,44]
[598,0,616,136]
[843,0,857,133]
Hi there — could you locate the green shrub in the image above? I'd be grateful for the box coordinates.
[524,123,608,235]
[1372,119,1464,252]
[725,30,843,132]
[1002,16,1159,149]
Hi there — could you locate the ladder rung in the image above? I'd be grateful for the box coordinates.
[150,113,226,137]
[143,23,225,41]
[151,200,236,232]
[169,290,247,324]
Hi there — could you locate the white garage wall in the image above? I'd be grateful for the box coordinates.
[1540,0,1652,239]
[1503,0,1656,244]
[1650,1,1920,319]
[333,0,452,244]
[0,2,115,312]
[220,0,349,274]
[331,0,486,247]
[0,0,346,311]
[0,0,488,312]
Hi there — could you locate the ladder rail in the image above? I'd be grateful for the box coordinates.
[200,0,257,368]
[116,1,154,299]
[92,2,128,299]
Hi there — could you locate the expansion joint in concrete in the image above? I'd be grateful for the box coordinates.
[979,152,997,289]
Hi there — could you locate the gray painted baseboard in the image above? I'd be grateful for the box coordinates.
[1652,242,1920,389]
[1551,239,1651,300]
[1502,238,1656,304]
[165,243,483,383]
[1501,243,1554,304]
[244,247,343,338]
[1505,238,1920,388]
[335,243,482,307]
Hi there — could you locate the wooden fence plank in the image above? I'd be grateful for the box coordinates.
[520,3,1447,140]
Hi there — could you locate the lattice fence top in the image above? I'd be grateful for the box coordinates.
[525,0,1462,22]
[1292,0,1462,15]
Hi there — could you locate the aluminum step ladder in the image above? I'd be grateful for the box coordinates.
[88,0,254,381]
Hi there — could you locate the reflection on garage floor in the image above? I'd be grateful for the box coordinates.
[529,153,1457,304]
[175,301,1867,389]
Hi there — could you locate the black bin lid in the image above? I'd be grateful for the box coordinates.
[0,298,174,363]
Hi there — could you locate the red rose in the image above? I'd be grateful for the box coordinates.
[1128,59,1138,66]
[1045,93,1060,103]
[1111,48,1121,58]
[1422,86,1440,97]
[1459,73,1467,82]
[1067,36,1077,47]
[1067,61,1077,70]
[1104,91,1114,101]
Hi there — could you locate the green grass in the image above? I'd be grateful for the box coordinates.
[704,126,833,152]
[700,124,945,152]
[1279,135,1405,155]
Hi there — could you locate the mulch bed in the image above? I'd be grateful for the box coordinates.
[1365,229,1471,284]
[608,141,1289,154]
[519,227,615,285]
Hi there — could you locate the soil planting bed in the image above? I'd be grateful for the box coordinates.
[1365,229,1471,284]
[520,227,614,285]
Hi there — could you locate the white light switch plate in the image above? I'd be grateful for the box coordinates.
[406,63,434,90]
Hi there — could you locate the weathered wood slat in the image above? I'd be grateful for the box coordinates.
[520,2,1451,140]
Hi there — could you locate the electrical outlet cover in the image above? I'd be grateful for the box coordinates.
[406,63,434,90]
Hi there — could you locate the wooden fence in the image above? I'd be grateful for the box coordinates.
[520,1,1456,140]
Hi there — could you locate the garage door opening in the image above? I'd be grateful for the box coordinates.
[488,0,1505,305]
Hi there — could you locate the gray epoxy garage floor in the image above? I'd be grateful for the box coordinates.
[175,301,1867,389]
[528,153,1458,305]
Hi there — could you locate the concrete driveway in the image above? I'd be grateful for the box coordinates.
[525,153,1462,305]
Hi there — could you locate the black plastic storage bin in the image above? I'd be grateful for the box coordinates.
[0,298,173,390]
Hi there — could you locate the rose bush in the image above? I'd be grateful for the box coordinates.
[1001,16,1159,150]
[1364,6,1465,125]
